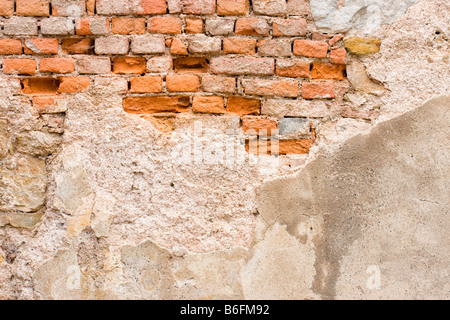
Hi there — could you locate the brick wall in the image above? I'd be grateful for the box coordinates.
[0,0,359,155]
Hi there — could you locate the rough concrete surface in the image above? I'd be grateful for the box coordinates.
[0,0,449,300]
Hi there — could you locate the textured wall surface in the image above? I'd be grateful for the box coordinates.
[0,0,449,300]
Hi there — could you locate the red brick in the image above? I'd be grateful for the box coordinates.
[173,57,208,73]
[276,60,310,78]
[330,48,347,65]
[166,74,200,92]
[294,40,329,58]
[133,0,167,15]
[242,79,299,97]
[242,117,277,135]
[24,38,59,55]
[217,0,250,15]
[61,39,94,54]
[170,38,189,55]
[192,96,226,114]
[16,0,50,17]
[58,77,91,93]
[123,96,190,114]
[311,62,346,80]
[185,18,204,34]
[112,17,146,34]
[149,17,182,34]
[0,39,23,55]
[235,18,270,36]
[223,38,256,55]
[40,58,75,74]
[226,97,261,115]
[32,96,66,113]
[113,57,147,74]
[329,34,344,46]
[302,81,335,99]
[246,139,313,155]
[0,0,14,16]
[22,78,59,95]
[130,76,164,93]
[2,59,37,75]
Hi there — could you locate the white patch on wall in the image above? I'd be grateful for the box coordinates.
[310,0,418,33]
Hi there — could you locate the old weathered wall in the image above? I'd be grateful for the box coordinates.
[0,0,448,300]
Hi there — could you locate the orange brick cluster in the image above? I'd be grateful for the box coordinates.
[0,0,349,155]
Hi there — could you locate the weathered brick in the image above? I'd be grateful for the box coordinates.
[273,19,307,37]
[330,48,347,64]
[131,35,166,54]
[123,96,190,114]
[183,0,216,15]
[130,76,164,93]
[0,0,14,16]
[235,18,270,36]
[86,0,95,15]
[3,17,38,36]
[253,0,287,16]
[311,62,346,80]
[242,117,277,135]
[294,40,329,58]
[76,57,111,74]
[62,38,94,54]
[24,38,59,54]
[205,19,235,36]
[276,60,310,78]
[91,77,128,94]
[146,56,172,73]
[217,0,250,15]
[211,57,274,76]
[0,40,23,55]
[32,96,67,113]
[167,0,182,13]
[302,81,335,99]
[112,17,146,34]
[193,96,226,114]
[113,57,146,74]
[16,0,50,16]
[40,58,75,74]
[201,76,236,93]
[166,74,200,92]
[257,39,292,57]
[173,57,208,73]
[223,38,256,55]
[95,37,129,55]
[329,34,344,47]
[76,18,110,35]
[227,96,261,115]
[58,77,90,93]
[170,38,188,55]
[242,79,299,97]
[149,17,182,34]
[286,0,309,16]
[188,36,221,54]
[40,17,75,35]
[185,18,204,34]
[262,99,330,118]
[2,59,37,75]
[246,139,313,155]
[96,0,131,15]
[279,118,311,138]
[22,78,59,95]
[52,0,86,16]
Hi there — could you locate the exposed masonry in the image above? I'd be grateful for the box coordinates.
[0,0,378,155]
